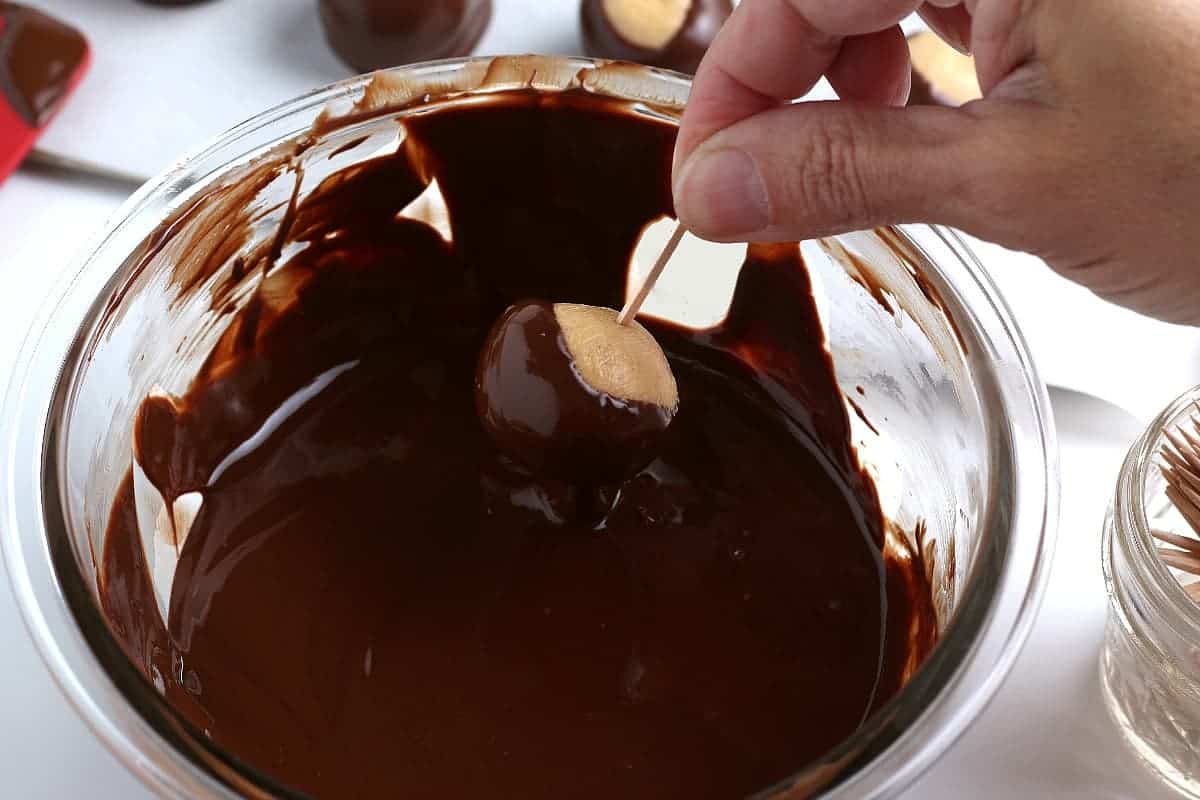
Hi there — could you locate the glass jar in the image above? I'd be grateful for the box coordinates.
[0,56,1056,798]
[1103,385,1200,797]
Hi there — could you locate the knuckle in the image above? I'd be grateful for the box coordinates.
[787,115,873,229]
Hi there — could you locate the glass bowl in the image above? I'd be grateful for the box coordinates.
[0,56,1057,798]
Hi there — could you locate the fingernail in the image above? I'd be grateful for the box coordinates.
[944,28,971,56]
[935,15,972,54]
[674,147,769,237]
[896,64,913,107]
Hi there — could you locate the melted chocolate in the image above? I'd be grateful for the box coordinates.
[0,3,87,127]
[100,89,936,798]
[476,300,674,487]
[581,0,732,75]
[319,0,491,73]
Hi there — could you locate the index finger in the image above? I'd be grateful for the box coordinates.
[676,0,925,166]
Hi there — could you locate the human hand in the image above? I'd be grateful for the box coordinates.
[673,0,1200,324]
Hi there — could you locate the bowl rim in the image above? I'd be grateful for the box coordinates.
[0,55,1059,799]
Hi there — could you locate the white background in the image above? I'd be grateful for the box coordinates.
[1,1,1194,796]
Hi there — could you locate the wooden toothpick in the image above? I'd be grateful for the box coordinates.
[1155,407,1200,596]
[617,222,686,326]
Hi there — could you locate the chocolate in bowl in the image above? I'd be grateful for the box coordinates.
[0,56,1056,799]
[101,83,937,797]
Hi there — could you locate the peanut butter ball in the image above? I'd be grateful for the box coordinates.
[475,300,678,485]
[581,0,732,75]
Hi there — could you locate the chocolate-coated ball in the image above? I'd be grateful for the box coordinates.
[581,0,732,75]
[319,0,492,73]
[475,300,678,486]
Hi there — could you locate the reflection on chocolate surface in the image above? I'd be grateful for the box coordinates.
[319,0,492,73]
[581,0,732,74]
[100,85,936,798]
[0,2,88,127]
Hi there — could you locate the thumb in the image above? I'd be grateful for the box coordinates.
[672,100,1041,246]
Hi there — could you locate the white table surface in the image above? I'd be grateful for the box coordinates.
[0,2,1194,797]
